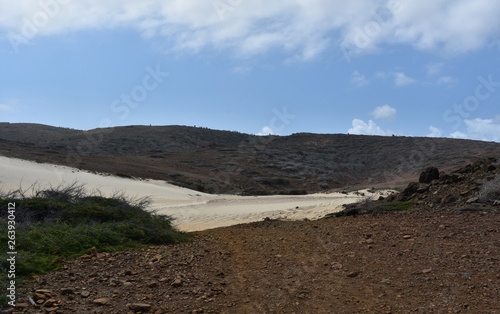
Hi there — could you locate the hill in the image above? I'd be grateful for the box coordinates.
[1,123,500,194]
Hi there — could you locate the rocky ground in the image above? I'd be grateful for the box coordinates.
[4,159,500,313]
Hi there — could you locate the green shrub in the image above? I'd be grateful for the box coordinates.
[374,201,415,212]
[0,184,190,296]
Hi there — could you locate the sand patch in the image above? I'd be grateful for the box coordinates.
[0,156,392,231]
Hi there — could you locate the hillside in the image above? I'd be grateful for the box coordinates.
[1,123,500,195]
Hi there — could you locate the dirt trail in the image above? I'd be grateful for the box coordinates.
[11,208,499,313]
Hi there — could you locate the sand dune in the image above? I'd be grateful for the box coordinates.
[0,156,391,231]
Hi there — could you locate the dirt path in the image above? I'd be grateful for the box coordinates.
[11,208,499,313]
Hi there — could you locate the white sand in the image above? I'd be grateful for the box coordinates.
[0,156,392,231]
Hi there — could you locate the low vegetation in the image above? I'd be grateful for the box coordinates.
[479,174,500,202]
[0,183,190,303]
[331,200,415,218]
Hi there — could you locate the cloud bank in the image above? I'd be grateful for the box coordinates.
[2,0,500,58]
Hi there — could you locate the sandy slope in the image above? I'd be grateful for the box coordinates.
[0,156,391,231]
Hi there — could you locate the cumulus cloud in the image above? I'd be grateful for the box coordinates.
[450,131,467,139]
[1,0,500,59]
[427,125,443,137]
[351,71,368,87]
[256,126,276,136]
[464,118,500,142]
[348,119,389,136]
[393,72,416,86]
[372,104,396,120]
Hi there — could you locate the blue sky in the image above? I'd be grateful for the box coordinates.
[0,1,499,141]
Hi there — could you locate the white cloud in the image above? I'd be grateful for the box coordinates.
[427,125,443,137]
[450,131,467,139]
[256,126,276,136]
[348,119,389,136]
[351,71,368,87]
[464,118,500,142]
[372,104,396,120]
[1,1,500,59]
[393,72,416,86]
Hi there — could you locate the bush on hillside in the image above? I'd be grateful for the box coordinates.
[479,175,500,202]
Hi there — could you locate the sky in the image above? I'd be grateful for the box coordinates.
[0,1,499,142]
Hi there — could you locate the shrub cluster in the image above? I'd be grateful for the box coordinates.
[0,183,189,301]
[479,174,500,202]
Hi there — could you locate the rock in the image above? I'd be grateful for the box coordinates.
[331,262,343,270]
[403,182,420,196]
[385,193,397,202]
[93,298,110,305]
[33,293,47,301]
[451,174,464,183]
[417,184,430,193]
[60,288,75,296]
[147,281,158,288]
[403,235,412,239]
[36,289,54,295]
[466,197,479,204]
[14,303,29,309]
[440,173,451,182]
[127,303,152,312]
[347,271,359,278]
[365,239,375,244]
[441,194,457,204]
[43,299,57,307]
[80,291,90,298]
[419,167,439,183]
[172,278,183,287]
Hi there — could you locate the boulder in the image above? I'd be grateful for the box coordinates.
[403,182,420,196]
[419,167,440,184]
